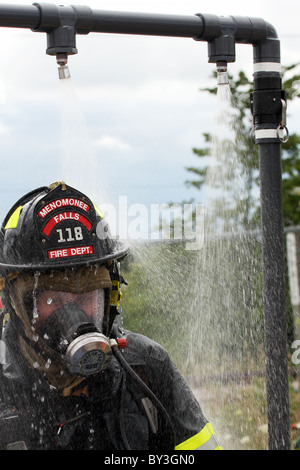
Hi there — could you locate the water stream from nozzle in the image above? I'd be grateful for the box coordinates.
[58,68,111,206]
[185,72,265,449]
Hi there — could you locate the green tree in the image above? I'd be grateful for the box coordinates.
[186,64,300,228]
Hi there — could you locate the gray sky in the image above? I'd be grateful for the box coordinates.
[0,0,299,229]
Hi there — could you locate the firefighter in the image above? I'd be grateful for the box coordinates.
[0,181,220,450]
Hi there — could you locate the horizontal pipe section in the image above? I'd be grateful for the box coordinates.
[87,10,204,38]
[0,4,278,65]
[0,3,40,28]
[0,3,273,45]
[0,4,205,38]
[0,3,280,65]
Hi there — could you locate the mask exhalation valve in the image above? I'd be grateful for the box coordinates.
[66,332,112,376]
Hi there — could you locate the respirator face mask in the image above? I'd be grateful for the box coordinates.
[33,289,112,376]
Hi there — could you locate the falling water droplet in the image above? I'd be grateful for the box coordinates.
[34,334,39,343]
[32,271,41,319]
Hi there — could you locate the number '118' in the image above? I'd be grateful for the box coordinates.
[56,227,84,243]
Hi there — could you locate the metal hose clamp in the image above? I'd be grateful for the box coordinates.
[277,99,289,143]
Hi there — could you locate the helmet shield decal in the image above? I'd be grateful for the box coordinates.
[35,186,96,263]
[0,182,127,271]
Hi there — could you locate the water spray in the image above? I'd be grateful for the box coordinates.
[0,3,291,450]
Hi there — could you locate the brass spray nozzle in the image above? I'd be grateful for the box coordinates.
[56,53,68,67]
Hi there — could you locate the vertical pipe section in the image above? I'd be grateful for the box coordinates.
[259,143,290,450]
[252,30,291,449]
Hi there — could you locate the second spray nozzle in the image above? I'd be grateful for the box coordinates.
[216,61,229,86]
[57,53,71,80]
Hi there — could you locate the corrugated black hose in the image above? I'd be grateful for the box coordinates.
[111,344,176,450]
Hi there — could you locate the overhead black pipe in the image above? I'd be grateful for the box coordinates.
[0,4,273,55]
[0,3,291,450]
[0,4,40,28]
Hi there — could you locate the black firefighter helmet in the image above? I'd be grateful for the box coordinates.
[0,181,127,273]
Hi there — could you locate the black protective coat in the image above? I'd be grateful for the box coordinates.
[0,326,207,450]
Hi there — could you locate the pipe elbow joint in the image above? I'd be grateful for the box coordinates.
[251,19,280,64]
[194,13,280,65]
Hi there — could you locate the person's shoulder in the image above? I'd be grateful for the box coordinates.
[122,328,165,350]
[122,329,169,363]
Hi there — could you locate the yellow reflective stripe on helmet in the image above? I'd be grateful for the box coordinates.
[93,203,104,218]
[4,206,23,229]
[175,423,221,450]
